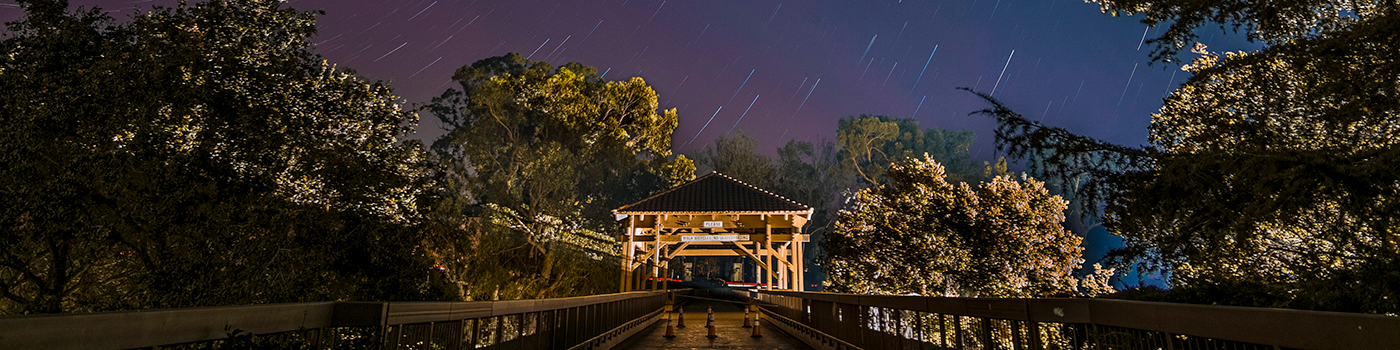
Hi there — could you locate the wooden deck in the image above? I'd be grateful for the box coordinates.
[613,300,813,350]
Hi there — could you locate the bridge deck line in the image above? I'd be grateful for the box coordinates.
[614,300,812,350]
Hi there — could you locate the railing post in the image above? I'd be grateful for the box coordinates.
[980,318,993,350]
[954,315,964,350]
[1028,321,1043,350]
[916,311,925,350]
[493,315,502,350]
[1011,320,1023,350]
[471,318,482,349]
[940,313,952,348]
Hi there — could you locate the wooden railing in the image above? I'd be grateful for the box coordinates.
[0,290,677,350]
[751,290,1400,350]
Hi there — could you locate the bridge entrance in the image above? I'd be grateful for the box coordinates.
[614,172,812,292]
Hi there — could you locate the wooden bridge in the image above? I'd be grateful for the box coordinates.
[6,173,1400,349]
[3,287,1400,349]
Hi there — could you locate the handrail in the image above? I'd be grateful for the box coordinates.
[754,290,1400,350]
[0,290,676,350]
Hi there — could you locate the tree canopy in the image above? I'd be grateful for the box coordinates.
[1092,0,1392,63]
[691,131,778,190]
[821,155,1098,297]
[834,115,981,188]
[1,0,442,314]
[424,53,693,300]
[978,1,1400,312]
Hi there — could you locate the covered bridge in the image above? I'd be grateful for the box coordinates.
[613,172,813,292]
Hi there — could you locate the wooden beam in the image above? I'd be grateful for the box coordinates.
[624,234,806,242]
[726,242,780,285]
[766,243,794,268]
[630,243,665,270]
[661,242,692,261]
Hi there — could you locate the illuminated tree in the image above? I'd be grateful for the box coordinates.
[821,155,1086,297]
[973,4,1400,311]
[425,54,693,299]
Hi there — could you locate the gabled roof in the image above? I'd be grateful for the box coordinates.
[614,172,812,214]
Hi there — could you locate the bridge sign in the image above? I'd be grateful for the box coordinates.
[680,234,750,242]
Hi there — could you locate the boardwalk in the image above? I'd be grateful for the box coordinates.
[614,299,812,350]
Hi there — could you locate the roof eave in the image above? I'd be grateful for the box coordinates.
[613,210,814,216]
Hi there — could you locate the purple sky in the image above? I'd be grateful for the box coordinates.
[3,0,1261,286]
[2,0,1257,160]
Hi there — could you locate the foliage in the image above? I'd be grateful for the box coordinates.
[1090,0,1391,63]
[424,53,693,300]
[690,131,777,189]
[0,0,445,314]
[973,4,1400,312]
[820,155,1085,297]
[834,115,981,188]
[772,139,843,236]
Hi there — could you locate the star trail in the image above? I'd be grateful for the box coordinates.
[0,0,1261,162]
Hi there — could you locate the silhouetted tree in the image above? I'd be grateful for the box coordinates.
[0,0,443,314]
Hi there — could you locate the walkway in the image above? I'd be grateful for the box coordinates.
[614,299,812,350]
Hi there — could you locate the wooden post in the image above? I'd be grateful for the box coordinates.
[622,217,635,293]
[767,221,778,289]
[781,242,791,290]
[752,249,760,288]
[800,233,812,291]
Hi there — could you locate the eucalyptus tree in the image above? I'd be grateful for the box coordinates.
[834,114,982,189]
[426,54,693,299]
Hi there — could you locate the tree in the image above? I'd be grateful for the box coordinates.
[834,115,982,188]
[425,53,693,300]
[0,0,442,314]
[690,130,777,189]
[971,3,1400,312]
[820,155,1089,297]
[1091,0,1389,64]
[771,139,842,288]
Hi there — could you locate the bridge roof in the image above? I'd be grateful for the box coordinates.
[614,172,812,215]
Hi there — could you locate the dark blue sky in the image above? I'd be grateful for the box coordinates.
[3,0,1258,157]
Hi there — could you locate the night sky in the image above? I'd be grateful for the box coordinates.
[3,0,1259,154]
[3,0,1257,283]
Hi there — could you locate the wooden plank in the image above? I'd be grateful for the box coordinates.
[1144,300,1400,349]
[492,299,543,316]
[0,302,336,350]
[926,297,969,315]
[1025,298,1090,323]
[386,302,491,324]
[961,299,1030,321]
[859,295,926,311]
[331,302,386,327]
